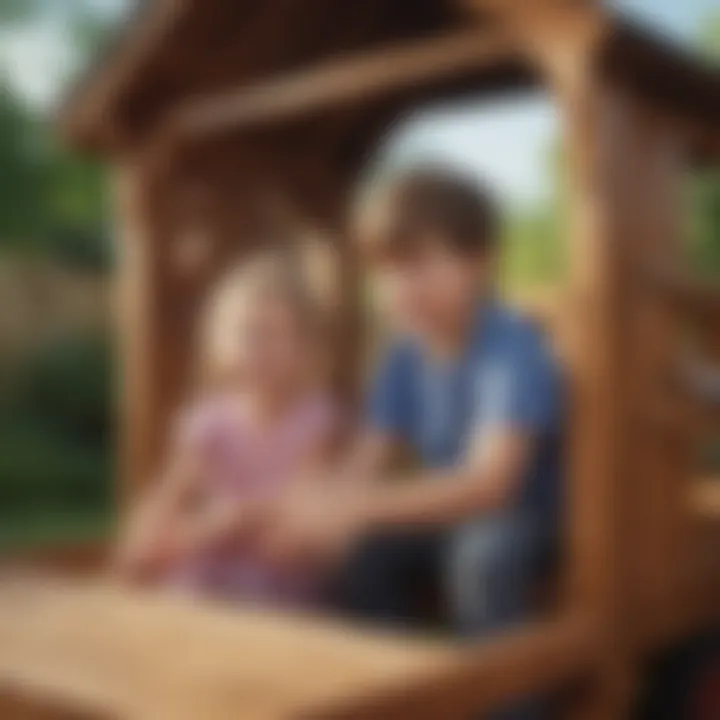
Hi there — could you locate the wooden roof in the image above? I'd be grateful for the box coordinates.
[61,0,720,160]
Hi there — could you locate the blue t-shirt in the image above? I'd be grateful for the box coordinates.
[368,301,564,526]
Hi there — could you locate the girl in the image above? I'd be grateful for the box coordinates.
[115,254,338,607]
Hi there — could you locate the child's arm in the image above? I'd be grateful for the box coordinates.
[160,498,260,559]
[334,429,399,486]
[113,432,204,582]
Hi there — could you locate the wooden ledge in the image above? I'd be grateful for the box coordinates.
[0,578,595,719]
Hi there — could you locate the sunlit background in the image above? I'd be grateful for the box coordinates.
[0,0,718,553]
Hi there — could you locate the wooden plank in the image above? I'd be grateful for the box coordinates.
[3,542,107,577]
[626,117,694,649]
[0,579,595,720]
[162,29,518,142]
[645,266,720,322]
[114,164,174,505]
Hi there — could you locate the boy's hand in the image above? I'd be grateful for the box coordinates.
[258,485,368,570]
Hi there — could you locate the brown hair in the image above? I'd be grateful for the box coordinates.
[354,166,500,263]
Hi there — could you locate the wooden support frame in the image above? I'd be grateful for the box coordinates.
[547,27,700,716]
[114,162,173,504]
[160,29,519,144]
[114,156,259,503]
[559,77,641,718]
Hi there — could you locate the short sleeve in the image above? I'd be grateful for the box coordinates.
[475,325,563,435]
[366,345,415,440]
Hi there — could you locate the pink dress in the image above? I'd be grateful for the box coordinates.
[167,394,335,607]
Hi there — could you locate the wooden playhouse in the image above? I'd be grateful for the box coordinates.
[1,0,719,717]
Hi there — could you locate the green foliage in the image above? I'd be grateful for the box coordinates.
[0,0,41,23]
[0,423,111,510]
[0,85,45,246]
[687,167,720,278]
[0,332,114,519]
[503,142,568,290]
[0,1,115,546]
[0,508,111,553]
[686,15,720,279]
[5,332,113,438]
[698,12,720,61]
[0,0,111,271]
[503,205,566,289]
[0,83,110,268]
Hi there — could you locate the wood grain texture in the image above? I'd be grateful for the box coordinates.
[161,29,517,142]
[558,72,642,719]
[0,579,594,719]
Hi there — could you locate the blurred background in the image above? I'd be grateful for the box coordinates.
[0,0,717,554]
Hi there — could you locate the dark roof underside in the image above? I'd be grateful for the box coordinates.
[61,0,720,158]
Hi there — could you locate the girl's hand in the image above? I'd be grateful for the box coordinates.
[113,524,174,583]
[171,500,258,558]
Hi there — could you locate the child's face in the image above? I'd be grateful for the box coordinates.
[225,292,311,396]
[375,239,491,342]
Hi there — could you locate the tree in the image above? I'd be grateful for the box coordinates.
[0,0,42,23]
[0,0,112,268]
[687,12,720,278]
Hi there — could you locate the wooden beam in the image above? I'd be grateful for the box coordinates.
[0,578,595,719]
[60,0,195,151]
[161,29,518,142]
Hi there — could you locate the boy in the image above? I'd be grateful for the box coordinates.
[265,167,563,637]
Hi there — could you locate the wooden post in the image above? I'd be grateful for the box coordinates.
[320,185,364,419]
[624,115,693,645]
[114,157,232,506]
[559,76,643,717]
[114,161,173,506]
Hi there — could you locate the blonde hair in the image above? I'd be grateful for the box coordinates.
[198,252,327,389]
